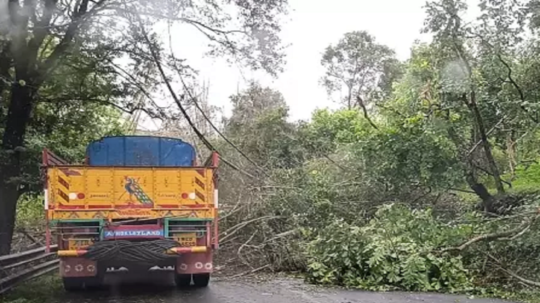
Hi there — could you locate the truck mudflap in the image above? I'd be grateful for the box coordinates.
[60,257,99,278]
[176,251,213,274]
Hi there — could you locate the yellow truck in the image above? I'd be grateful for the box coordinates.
[43,136,219,291]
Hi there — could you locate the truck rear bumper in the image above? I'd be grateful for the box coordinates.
[58,250,214,275]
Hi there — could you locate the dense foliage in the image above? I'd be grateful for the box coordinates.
[306,204,473,292]
[207,0,540,300]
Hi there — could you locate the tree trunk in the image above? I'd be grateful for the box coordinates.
[0,83,35,255]
[466,91,505,195]
[0,44,11,110]
[446,118,496,213]
[0,170,20,255]
[347,85,353,110]
[506,131,517,180]
[466,171,495,213]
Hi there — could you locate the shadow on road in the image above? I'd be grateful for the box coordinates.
[47,273,517,303]
[58,271,219,303]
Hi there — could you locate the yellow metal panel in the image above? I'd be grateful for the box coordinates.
[154,170,181,205]
[47,165,216,220]
[84,168,114,206]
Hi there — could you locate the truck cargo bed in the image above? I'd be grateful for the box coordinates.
[45,166,216,220]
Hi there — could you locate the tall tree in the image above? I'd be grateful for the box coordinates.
[387,0,540,211]
[0,0,288,255]
[227,82,288,132]
[223,83,299,170]
[320,31,401,113]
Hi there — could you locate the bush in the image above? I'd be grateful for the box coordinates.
[16,194,45,229]
[305,204,474,292]
[511,162,540,193]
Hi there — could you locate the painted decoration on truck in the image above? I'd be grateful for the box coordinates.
[48,208,214,220]
[116,209,153,217]
[121,177,154,207]
[103,230,164,238]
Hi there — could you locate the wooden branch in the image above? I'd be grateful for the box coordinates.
[487,253,540,287]
[499,225,530,241]
[16,228,43,246]
[227,264,271,278]
[257,229,297,246]
[237,230,258,269]
[38,0,107,83]
[471,162,512,188]
[497,53,539,123]
[448,187,476,194]
[467,116,505,156]
[29,0,57,51]
[220,216,283,243]
[37,96,159,118]
[112,7,246,36]
[356,95,379,130]
[376,103,406,118]
[440,215,538,253]
[104,58,165,113]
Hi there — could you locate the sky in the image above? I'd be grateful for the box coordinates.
[139,0,479,130]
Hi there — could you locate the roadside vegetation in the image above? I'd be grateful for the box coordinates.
[2,0,540,302]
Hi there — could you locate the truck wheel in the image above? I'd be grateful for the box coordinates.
[84,274,104,290]
[62,277,84,292]
[193,273,210,287]
[175,274,191,288]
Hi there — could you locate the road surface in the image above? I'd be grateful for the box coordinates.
[52,272,516,303]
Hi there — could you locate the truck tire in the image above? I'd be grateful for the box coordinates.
[193,273,210,287]
[84,275,104,290]
[175,274,191,288]
[62,277,85,292]
[63,270,104,291]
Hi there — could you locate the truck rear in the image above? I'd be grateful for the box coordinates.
[43,136,219,291]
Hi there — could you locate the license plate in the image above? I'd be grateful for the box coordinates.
[176,233,197,247]
[68,239,93,250]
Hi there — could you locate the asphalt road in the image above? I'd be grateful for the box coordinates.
[50,272,517,303]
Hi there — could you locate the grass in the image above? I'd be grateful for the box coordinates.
[452,160,540,204]
[0,274,63,303]
[506,162,540,194]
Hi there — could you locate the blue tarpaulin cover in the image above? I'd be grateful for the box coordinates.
[86,136,196,167]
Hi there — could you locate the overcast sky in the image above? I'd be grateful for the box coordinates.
[139,0,480,130]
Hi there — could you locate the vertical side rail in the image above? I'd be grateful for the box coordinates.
[41,148,69,253]
[212,152,219,249]
[42,150,51,253]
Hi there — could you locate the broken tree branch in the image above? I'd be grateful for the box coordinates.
[467,116,506,156]
[220,216,284,244]
[440,214,539,253]
[356,95,379,130]
[486,253,540,287]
